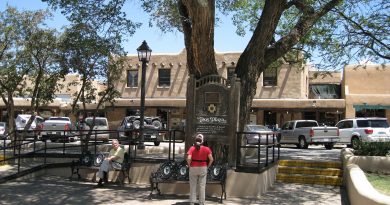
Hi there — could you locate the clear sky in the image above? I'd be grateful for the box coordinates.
[1,0,252,55]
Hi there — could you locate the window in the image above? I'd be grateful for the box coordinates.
[337,120,353,129]
[55,94,72,102]
[356,109,385,118]
[357,120,389,128]
[127,70,138,87]
[264,110,276,126]
[309,84,341,99]
[227,67,235,81]
[263,66,279,86]
[303,112,316,120]
[296,121,318,128]
[281,121,294,130]
[158,69,171,87]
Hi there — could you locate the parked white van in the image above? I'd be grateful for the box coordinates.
[15,114,44,138]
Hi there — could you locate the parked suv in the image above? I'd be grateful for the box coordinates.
[335,117,390,149]
[117,116,164,146]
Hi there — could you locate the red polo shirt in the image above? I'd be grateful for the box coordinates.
[187,145,212,167]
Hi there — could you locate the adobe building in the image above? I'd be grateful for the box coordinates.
[342,64,390,119]
[1,49,389,129]
[0,74,106,123]
[111,49,345,129]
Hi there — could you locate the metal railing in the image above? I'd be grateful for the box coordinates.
[0,128,186,180]
[236,131,280,173]
[1,128,280,180]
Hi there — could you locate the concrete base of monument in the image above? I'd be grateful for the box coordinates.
[22,160,277,198]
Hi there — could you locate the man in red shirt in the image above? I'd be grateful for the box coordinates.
[187,134,214,205]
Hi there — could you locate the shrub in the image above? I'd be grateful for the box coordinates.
[353,141,390,156]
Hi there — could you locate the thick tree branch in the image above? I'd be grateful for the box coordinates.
[236,0,287,125]
[178,0,195,75]
[287,0,314,14]
[264,0,342,67]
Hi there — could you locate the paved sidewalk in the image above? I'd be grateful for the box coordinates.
[0,175,349,205]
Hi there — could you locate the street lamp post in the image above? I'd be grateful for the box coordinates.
[137,40,152,150]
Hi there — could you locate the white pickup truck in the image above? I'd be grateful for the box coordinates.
[278,120,339,149]
[40,117,76,142]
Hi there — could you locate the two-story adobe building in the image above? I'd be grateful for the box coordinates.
[1,49,389,130]
[110,49,345,129]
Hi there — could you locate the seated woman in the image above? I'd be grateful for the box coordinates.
[97,139,124,187]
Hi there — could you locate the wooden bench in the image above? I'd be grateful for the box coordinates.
[70,152,131,186]
[149,161,227,203]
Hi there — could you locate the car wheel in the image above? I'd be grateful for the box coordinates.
[324,143,334,150]
[151,120,162,129]
[154,141,160,146]
[297,136,308,149]
[351,137,360,149]
[133,120,141,129]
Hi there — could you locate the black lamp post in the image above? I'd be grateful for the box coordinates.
[136,40,152,150]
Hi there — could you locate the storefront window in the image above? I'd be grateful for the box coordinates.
[356,109,385,118]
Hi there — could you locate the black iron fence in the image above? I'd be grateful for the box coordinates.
[235,131,280,173]
[0,128,280,180]
[0,128,186,179]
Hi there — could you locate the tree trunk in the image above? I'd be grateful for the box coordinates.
[179,0,218,77]
[236,0,286,131]
[6,94,16,142]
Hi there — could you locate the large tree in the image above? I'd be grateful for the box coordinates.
[40,0,389,163]
[43,0,389,137]
[45,0,139,116]
[0,6,65,142]
[140,0,389,129]
[44,0,140,151]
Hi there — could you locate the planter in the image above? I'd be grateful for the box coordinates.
[341,148,390,205]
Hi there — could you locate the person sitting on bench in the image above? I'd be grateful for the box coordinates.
[97,139,124,187]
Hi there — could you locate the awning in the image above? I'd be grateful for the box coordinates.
[252,99,345,109]
[114,98,187,107]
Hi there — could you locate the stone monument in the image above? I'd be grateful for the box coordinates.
[185,74,240,167]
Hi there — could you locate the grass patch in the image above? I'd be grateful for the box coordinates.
[365,172,390,196]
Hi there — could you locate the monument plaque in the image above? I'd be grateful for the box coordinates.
[205,92,220,103]
[195,116,228,137]
[186,74,240,167]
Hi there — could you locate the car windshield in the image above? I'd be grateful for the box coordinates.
[49,117,69,121]
[248,125,272,131]
[357,120,389,128]
[86,118,107,126]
